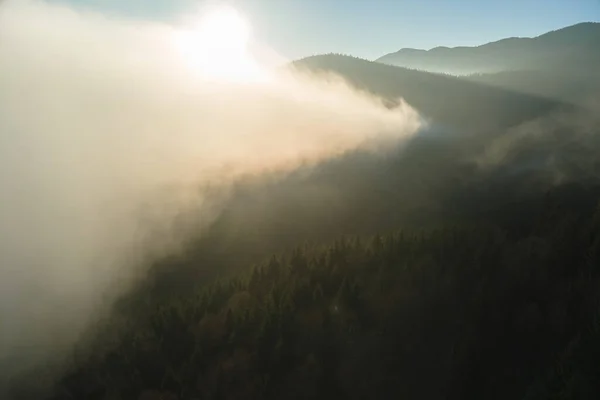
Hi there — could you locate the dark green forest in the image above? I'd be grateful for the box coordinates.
[8,29,600,400]
[12,106,600,400]
[15,182,600,400]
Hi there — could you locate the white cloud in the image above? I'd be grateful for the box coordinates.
[0,0,420,386]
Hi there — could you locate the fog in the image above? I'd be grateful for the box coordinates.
[0,0,421,385]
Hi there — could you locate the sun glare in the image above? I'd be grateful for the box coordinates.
[175,6,267,83]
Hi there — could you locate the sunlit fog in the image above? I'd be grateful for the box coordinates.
[0,0,420,384]
[2,0,599,399]
[174,5,268,82]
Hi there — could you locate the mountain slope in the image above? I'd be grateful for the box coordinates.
[466,69,600,106]
[9,45,600,400]
[376,22,600,75]
[27,186,600,400]
[292,54,570,130]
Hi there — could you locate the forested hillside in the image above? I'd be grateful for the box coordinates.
[4,1,600,399]
[7,40,600,400]
[9,92,600,399]
[14,182,600,400]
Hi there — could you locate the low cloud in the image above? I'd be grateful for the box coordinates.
[0,0,420,387]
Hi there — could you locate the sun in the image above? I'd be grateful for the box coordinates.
[175,6,266,83]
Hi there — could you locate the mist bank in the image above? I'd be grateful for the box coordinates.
[138,90,600,298]
[31,80,600,400]
[0,0,421,387]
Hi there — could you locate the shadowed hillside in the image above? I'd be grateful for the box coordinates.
[4,39,595,398]
[377,22,600,75]
[292,54,570,130]
[18,182,600,400]
[5,65,596,398]
[466,69,600,106]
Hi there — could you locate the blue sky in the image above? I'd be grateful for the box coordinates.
[47,0,600,60]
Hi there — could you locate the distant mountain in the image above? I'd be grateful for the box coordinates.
[377,22,600,75]
[292,54,570,130]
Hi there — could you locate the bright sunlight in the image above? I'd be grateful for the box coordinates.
[174,6,267,83]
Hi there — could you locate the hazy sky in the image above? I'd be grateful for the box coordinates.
[40,0,600,60]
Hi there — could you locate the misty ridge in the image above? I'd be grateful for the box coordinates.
[1,1,600,400]
[377,22,600,75]
[377,22,600,106]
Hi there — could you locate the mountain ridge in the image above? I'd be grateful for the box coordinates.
[377,22,600,75]
[392,22,597,52]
